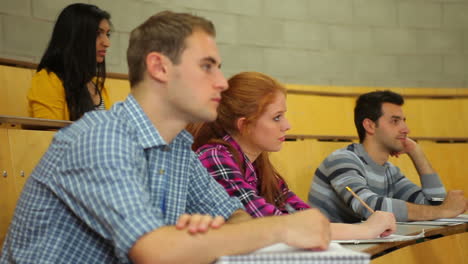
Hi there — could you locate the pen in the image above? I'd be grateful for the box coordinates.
[345,186,375,214]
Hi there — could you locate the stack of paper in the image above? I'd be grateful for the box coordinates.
[216,242,370,264]
[433,214,468,223]
[332,231,425,244]
[398,214,468,226]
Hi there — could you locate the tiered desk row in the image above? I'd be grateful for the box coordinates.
[1,60,467,262]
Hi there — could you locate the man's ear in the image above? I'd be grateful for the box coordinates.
[363,118,376,135]
[146,52,169,83]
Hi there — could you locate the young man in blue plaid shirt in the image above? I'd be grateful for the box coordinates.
[1,11,333,264]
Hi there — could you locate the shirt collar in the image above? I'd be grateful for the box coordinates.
[222,134,243,157]
[355,143,389,171]
[122,94,193,149]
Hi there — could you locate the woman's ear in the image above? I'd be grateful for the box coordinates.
[146,52,169,83]
[236,117,247,134]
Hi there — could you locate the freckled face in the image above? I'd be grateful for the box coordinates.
[245,92,291,153]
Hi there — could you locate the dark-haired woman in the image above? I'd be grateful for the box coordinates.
[28,3,112,121]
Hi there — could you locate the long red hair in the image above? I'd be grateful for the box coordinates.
[189,72,288,208]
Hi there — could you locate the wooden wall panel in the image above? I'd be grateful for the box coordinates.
[0,65,34,117]
[372,233,468,264]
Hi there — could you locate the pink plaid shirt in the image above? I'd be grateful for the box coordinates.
[196,134,310,217]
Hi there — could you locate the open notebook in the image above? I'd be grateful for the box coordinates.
[215,242,369,264]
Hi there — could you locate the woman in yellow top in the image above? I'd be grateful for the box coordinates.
[28,3,112,121]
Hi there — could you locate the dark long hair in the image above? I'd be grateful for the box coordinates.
[189,72,289,208]
[37,3,111,121]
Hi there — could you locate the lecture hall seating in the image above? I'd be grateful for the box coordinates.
[1,58,468,251]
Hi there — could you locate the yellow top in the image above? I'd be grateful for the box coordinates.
[27,69,111,121]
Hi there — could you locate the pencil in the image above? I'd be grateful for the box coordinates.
[345,186,375,214]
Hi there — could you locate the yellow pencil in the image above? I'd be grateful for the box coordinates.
[345,186,375,214]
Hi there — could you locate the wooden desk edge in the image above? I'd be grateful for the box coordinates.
[0,115,72,130]
[363,223,467,258]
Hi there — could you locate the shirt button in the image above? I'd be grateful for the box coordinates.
[163,146,170,151]
[159,169,165,174]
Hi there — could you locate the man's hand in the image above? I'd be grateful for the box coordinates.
[282,209,331,250]
[439,190,468,218]
[391,137,418,158]
[175,214,225,234]
[362,211,396,238]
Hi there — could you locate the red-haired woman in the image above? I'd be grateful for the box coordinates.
[190,71,396,240]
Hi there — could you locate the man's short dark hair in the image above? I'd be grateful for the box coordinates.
[354,90,404,142]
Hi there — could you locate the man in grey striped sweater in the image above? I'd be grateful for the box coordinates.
[308,90,467,223]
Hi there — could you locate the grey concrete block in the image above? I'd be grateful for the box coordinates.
[160,0,224,11]
[443,3,468,28]
[398,2,442,29]
[398,55,443,77]
[194,11,238,44]
[225,0,262,16]
[107,62,128,76]
[308,0,354,24]
[417,79,465,88]
[119,32,129,65]
[330,78,374,87]
[140,2,191,23]
[398,70,443,83]
[264,0,309,20]
[0,0,30,16]
[353,0,397,26]
[105,32,123,68]
[0,15,3,53]
[269,51,355,80]
[443,54,468,77]
[372,78,419,89]
[329,26,373,51]
[237,16,284,47]
[222,70,237,80]
[284,21,328,50]
[464,30,468,53]
[32,0,78,21]
[263,48,312,77]
[4,15,52,57]
[355,55,398,79]
[158,0,263,16]
[91,0,145,33]
[417,30,463,53]
[310,52,355,79]
[106,31,128,75]
[284,75,330,86]
[373,28,463,54]
[218,44,264,73]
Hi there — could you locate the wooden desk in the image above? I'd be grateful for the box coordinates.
[342,223,468,262]
[0,115,71,130]
[0,116,65,247]
[371,232,468,264]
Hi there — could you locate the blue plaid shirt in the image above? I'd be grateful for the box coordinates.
[0,95,243,264]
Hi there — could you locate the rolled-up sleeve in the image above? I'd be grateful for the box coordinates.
[186,153,244,219]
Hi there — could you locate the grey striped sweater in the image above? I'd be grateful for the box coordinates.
[308,143,446,222]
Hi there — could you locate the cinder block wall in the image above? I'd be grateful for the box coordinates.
[1,0,467,88]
